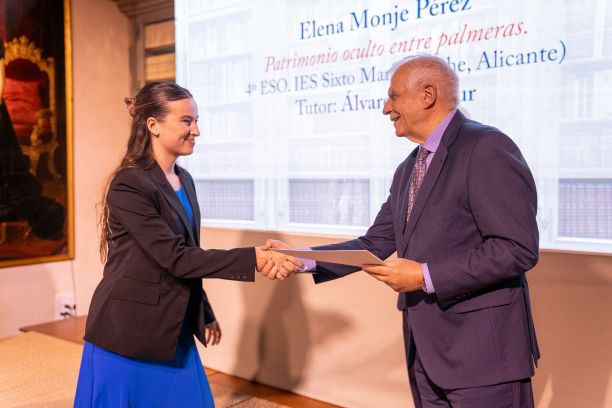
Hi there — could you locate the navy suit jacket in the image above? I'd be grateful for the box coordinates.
[85,163,255,361]
[312,111,540,389]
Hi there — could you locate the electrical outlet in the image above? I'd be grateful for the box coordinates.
[54,291,76,320]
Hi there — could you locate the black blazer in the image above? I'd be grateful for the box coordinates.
[84,163,255,361]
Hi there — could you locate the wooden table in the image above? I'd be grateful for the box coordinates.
[21,315,87,344]
[21,316,338,408]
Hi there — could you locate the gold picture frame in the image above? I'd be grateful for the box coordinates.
[0,0,74,267]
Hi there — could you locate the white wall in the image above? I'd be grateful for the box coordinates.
[196,227,612,408]
[0,1,610,407]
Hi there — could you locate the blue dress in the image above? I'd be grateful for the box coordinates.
[74,187,214,408]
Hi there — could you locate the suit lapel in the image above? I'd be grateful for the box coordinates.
[145,163,197,246]
[399,111,465,256]
[401,146,448,249]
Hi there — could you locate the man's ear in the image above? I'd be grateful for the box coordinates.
[146,117,159,136]
[423,84,438,109]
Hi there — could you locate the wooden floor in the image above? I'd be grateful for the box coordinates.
[20,316,339,408]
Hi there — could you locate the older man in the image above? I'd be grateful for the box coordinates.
[267,55,540,407]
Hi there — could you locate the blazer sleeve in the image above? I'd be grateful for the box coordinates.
[108,169,256,281]
[428,132,539,307]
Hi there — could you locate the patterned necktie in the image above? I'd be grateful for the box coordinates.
[406,146,431,221]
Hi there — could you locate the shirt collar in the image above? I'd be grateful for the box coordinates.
[422,109,457,153]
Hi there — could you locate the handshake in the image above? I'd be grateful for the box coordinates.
[253,239,426,293]
[254,239,304,280]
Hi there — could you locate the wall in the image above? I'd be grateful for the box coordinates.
[196,227,612,408]
[0,1,610,407]
[0,0,129,338]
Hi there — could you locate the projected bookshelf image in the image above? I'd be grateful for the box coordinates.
[176,0,612,253]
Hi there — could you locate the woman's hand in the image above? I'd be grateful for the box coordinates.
[255,245,304,280]
[205,320,222,346]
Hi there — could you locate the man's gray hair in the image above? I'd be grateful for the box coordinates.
[389,54,459,108]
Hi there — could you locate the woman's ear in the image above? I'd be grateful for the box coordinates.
[146,117,160,136]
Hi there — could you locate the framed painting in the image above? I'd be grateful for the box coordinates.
[0,0,73,267]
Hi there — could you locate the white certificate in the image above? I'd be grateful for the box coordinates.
[272,249,384,267]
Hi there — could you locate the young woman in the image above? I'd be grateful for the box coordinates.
[74,81,301,407]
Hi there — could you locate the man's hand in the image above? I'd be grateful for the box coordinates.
[261,239,291,251]
[205,320,222,346]
[362,258,424,292]
[255,243,303,280]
